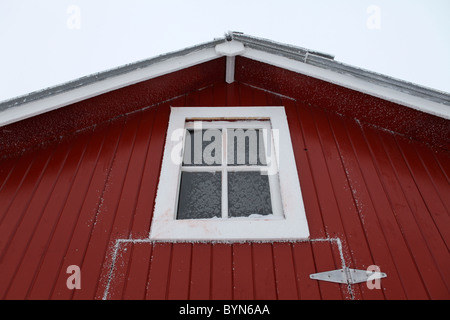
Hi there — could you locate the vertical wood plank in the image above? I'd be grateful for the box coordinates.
[232,243,254,300]
[167,243,192,300]
[272,243,299,300]
[146,243,172,300]
[211,243,233,300]
[252,243,277,300]
[123,242,153,300]
[189,243,212,300]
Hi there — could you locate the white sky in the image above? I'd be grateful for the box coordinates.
[1,0,449,103]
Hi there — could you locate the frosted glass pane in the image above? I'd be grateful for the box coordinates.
[183,129,222,166]
[227,128,267,166]
[228,171,272,217]
[177,171,222,220]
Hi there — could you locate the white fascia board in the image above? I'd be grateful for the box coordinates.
[215,40,245,57]
[0,48,221,127]
[242,48,450,120]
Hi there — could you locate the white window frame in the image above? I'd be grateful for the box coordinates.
[149,107,310,242]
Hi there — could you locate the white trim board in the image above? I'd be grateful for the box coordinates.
[215,40,246,84]
[2,39,448,128]
[241,48,450,120]
[102,237,352,300]
[149,106,310,242]
[0,48,221,127]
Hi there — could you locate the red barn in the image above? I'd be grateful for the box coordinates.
[0,32,448,301]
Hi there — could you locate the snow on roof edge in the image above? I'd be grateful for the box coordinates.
[1,32,449,114]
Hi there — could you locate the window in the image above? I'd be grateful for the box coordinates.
[150,107,309,241]
[177,120,282,221]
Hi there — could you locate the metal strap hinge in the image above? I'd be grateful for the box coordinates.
[309,267,387,285]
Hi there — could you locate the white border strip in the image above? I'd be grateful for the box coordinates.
[242,48,450,120]
[3,40,447,127]
[0,48,221,127]
[102,237,351,300]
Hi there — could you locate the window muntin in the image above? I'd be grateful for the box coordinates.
[177,120,282,220]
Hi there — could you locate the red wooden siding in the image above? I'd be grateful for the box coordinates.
[235,56,450,151]
[0,77,449,299]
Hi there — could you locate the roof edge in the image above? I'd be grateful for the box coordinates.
[230,31,336,60]
[229,32,450,108]
[1,32,449,124]
[0,37,225,112]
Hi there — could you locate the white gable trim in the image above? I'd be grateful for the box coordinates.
[241,47,450,120]
[2,38,448,128]
[0,48,221,127]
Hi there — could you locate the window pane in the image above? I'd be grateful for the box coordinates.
[183,129,222,166]
[228,171,272,217]
[227,129,267,166]
[177,171,222,220]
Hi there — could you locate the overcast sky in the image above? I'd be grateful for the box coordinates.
[1,0,449,102]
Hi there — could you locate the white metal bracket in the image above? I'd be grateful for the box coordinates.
[215,40,245,84]
[310,267,387,285]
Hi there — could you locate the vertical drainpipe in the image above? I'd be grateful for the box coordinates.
[215,38,246,84]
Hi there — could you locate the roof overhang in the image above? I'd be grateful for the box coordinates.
[0,38,224,127]
[0,32,449,127]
